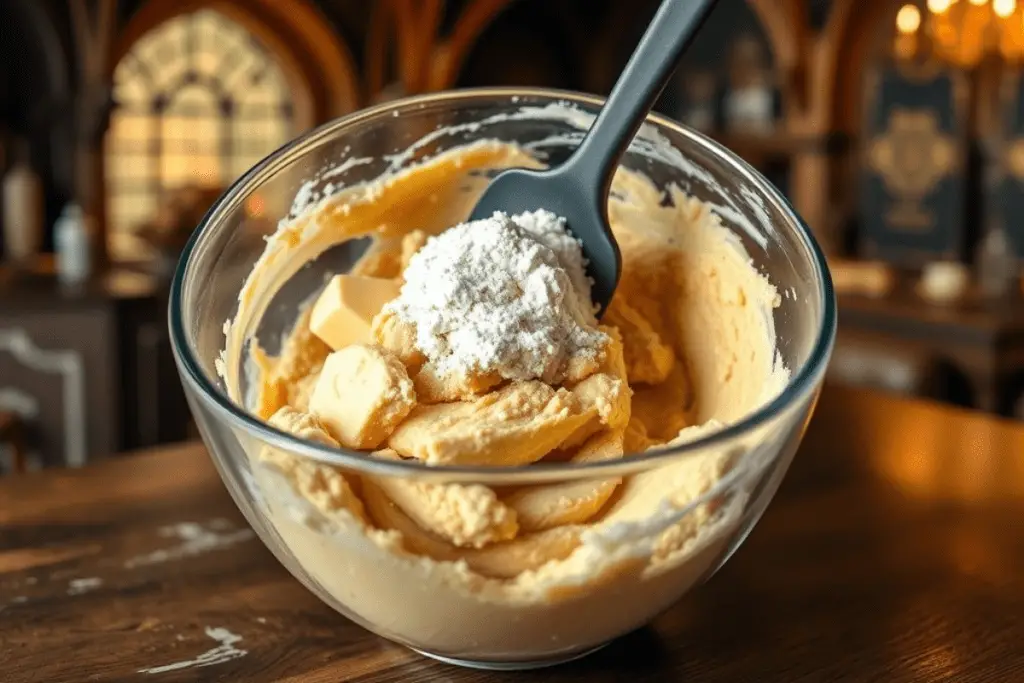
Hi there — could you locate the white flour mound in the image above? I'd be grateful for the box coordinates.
[386,209,606,383]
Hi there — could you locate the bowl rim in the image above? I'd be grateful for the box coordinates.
[169,85,837,484]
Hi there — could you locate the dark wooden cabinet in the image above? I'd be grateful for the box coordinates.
[830,290,1024,418]
[0,267,190,469]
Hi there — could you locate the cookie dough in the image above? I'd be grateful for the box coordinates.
[219,132,789,661]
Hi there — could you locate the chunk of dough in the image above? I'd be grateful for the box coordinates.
[399,230,428,272]
[261,406,367,525]
[562,352,603,385]
[368,450,517,548]
[266,405,337,445]
[604,296,675,385]
[371,309,426,371]
[350,241,403,279]
[290,366,321,413]
[624,415,654,453]
[413,362,503,404]
[310,345,416,449]
[362,479,580,579]
[560,326,632,450]
[388,381,590,467]
[252,306,331,420]
[630,361,695,444]
[504,429,625,531]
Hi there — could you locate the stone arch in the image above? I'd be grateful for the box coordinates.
[747,0,807,115]
[450,0,581,92]
[359,0,520,97]
[424,0,807,112]
[429,0,517,92]
[650,0,806,120]
[7,0,69,106]
[112,0,361,122]
[816,0,901,133]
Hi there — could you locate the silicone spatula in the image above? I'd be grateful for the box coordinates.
[469,0,718,316]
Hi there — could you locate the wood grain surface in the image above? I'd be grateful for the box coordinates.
[2,384,1023,682]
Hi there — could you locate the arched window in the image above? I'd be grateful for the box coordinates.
[105,9,297,262]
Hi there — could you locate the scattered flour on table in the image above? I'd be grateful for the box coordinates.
[124,519,255,569]
[138,627,247,674]
[386,209,607,384]
[67,577,102,595]
[0,596,27,612]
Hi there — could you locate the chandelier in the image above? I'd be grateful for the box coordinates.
[894,0,1024,67]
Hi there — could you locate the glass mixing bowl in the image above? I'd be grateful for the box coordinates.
[169,88,836,670]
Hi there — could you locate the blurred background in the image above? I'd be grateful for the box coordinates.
[1,0,1023,474]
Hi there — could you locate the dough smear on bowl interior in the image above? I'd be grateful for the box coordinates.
[218,137,789,658]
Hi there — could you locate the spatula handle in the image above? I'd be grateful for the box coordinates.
[569,0,717,198]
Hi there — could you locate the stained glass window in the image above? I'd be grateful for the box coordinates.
[105,9,296,261]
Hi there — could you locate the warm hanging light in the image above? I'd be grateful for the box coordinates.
[897,4,923,33]
[920,0,1024,65]
[994,0,1016,18]
[999,4,1024,58]
[894,4,922,61]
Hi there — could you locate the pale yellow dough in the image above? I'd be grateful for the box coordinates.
[388,381,590,467]
[262,407,368,526]
[222,135,789,660]
[369,449,519,548]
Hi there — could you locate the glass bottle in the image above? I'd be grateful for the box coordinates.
[2,138,44,267]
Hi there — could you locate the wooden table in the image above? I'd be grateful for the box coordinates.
[3,384,1024,682]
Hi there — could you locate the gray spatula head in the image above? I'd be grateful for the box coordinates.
[469,0,718,317]
[469,165,621,317]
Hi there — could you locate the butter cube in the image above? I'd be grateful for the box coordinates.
[310,275,402,350]
[310,344,416,449]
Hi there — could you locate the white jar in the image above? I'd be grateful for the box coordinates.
[724,86,774,133]
[54,203,93,284]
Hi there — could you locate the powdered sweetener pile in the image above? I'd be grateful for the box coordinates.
[386,209,608,384]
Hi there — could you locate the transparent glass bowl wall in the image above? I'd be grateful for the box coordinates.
[170,88,835,669]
